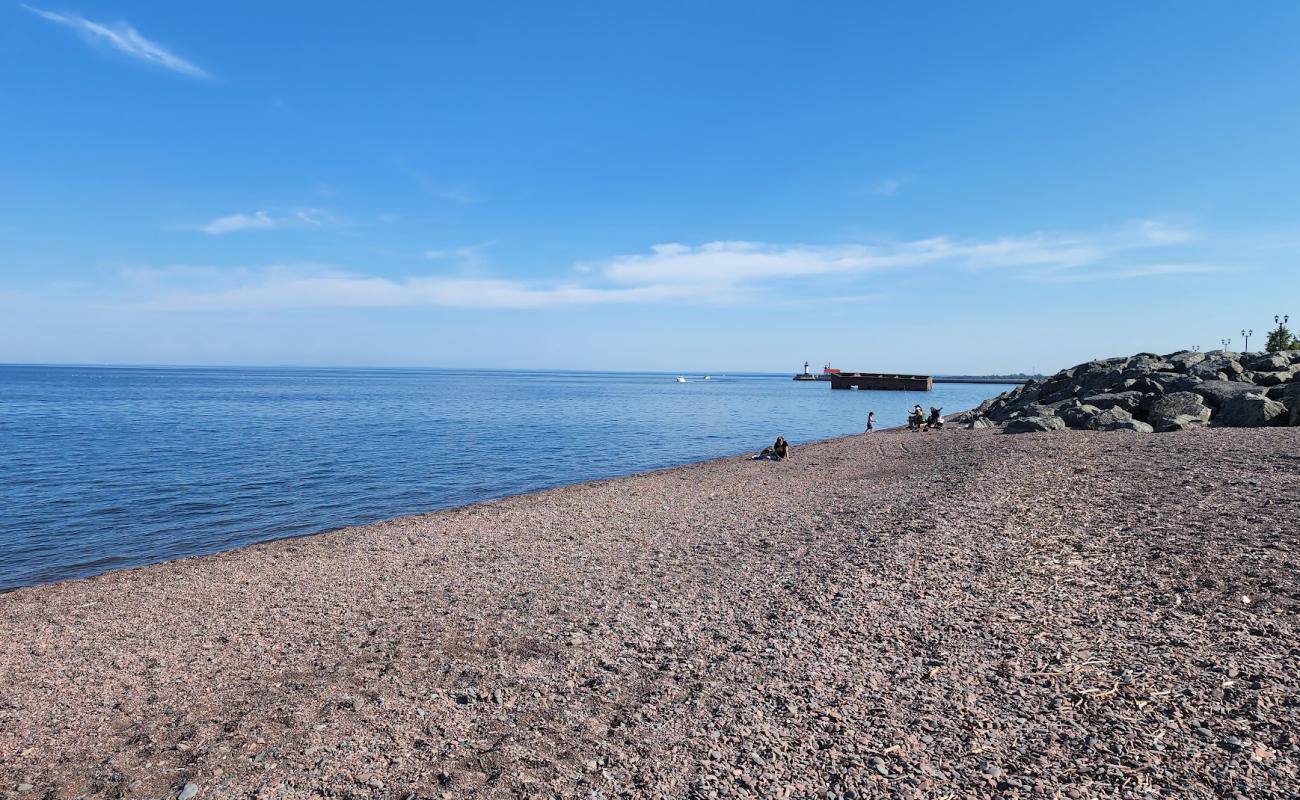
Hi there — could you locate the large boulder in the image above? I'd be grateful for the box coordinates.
[1037,384,1078,405]
[1190,355,1244,381]
[1147,392,1212,432]
[1077,368,1127,395]
[1147,372,1203,393]
[1003,415,1066,434]
[1165,350,1208,372]
[1213,393,1288,427]
[1125,353,1173,374]
[1193,380,1262,408]
[1092,408,1155,433]
[1282,382,1300,426]
[1246,353,1291,372]
[1082,391,1145,413]
[1254,367,1300,387]
[1128,376,1166,395]
[1058,403,1103,429]
[1144,372,1201,390]
[989,382,1041,414]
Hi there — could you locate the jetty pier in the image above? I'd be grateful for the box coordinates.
[830,372,933,391]
[793,362,1033,391]
[821,373,1032,391]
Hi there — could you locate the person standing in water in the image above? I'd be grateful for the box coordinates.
[866,411,876,433]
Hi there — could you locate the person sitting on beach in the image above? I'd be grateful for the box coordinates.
[754,435,790,461]
[773,436,788,459]
[908,405,925,430]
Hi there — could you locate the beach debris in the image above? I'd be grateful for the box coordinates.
[178,783,199,800]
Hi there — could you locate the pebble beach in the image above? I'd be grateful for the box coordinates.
[2,428,1298,799]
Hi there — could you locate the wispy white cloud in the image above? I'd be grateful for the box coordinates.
[23,5,211,79]
[424,243,493,269]
[17,220,1229,313]
[190,209,331,235]
[402,167,485,205]
[432,182,484,206]
[1135,220,1193,245]
[594,224,1175,286]
[198,211,276,235]
[874,178,902,196]
[123,265,701,310]
[1026,264,1237,284]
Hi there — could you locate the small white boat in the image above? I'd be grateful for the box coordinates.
[703,375,711,380]
[675,376,687,383]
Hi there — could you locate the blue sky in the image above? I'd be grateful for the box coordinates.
[2,2,1298,373]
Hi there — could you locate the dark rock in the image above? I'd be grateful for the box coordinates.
[1213,393,1288,427]
[1246,353,1291,372]
[1193,380,1262,408]
[1009,383,1042,406]
[1148,372,1202,393]
[1164,414,1208,431]
[1077,368,1126,394]
[1036,374,1078,403]
[1004,403,1048,419]
[1125,354,1172,374]
[1092,408,1154,433]
[977,349,1299,433]
[1128,376,1165,395]
[1081,391,1144,412]
[1254,368,1299,387]
[1280,383,1300,426]
[1148,392,1212,432]
[1190,355,1243,381]
[1165,350,1208,372]
[1003,416,1066,434]
[1058,404,1102,430]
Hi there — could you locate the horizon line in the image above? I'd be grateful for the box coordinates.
[0,360,1041,377]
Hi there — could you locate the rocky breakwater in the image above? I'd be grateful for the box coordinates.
[964,350,1300,433]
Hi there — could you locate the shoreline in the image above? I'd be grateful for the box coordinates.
[4,363,1011,596]
[0,426,891,597]
[4,427,1297,798]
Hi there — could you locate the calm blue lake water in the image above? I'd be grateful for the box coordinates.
[0,366,1014,591]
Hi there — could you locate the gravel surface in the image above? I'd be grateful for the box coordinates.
[2,428,1298,799]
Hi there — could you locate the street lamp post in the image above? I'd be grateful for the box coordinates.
[1242,329,1253,352]
[1221,338,1231,351]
